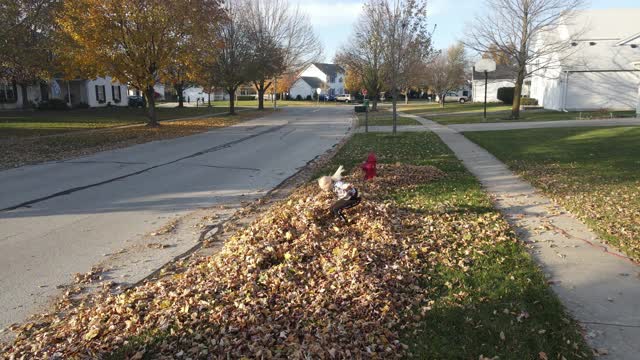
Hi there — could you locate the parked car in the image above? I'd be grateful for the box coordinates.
[436,92,469,103]
[336,94,353,103]
[128,95,146,108]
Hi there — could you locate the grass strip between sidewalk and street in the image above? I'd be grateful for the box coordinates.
[0,110,264,170]
[3,132,592,359]
[465,126,640,262]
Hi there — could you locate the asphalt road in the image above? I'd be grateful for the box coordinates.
[0,106,352,332]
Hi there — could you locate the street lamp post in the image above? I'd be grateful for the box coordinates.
[474,59,497,121]
[316,88,321,107]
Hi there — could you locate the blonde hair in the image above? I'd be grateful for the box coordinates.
[318,176,333,191]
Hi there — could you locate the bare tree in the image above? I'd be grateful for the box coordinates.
[377,0,434,134]
[335,2,386,112]
[203,0,253,115]
[424,43,467,108]
[466,0,585,119]
[243,0,322,110]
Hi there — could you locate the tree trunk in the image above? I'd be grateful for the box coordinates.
[405,89,409,105]
[254,80,272,110]
[176,82,184,108]
[208,91,212,107]
[372,99,378,112]
[145,85,159,126]
[19,81,29,109]
[511,66,526,119]
[391,88,398,135]
[227,87,236,115]
[257,88,265,110]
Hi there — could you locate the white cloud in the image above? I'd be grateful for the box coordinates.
[294,1,364,28]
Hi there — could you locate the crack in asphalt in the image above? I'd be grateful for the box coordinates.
[63,160,148,165]
[188,164,261,172]
[0,123,288,212]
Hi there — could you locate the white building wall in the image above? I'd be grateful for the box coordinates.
[86,76,128,107]
[299,65,327,82]
[289,79,313,99]
[298,64,346,95]
[565,71,640,111]
[472,80,516,102]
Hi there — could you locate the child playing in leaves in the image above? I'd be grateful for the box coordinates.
[318,165,361,223]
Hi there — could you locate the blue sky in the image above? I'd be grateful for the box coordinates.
[293,0,640,62]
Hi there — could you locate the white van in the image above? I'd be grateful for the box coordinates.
[336,94,353,103]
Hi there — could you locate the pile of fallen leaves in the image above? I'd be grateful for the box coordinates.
[3,164,513,359]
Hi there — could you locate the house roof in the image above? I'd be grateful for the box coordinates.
[472,64,518,80]
[312,63,344,76]
[299,76,326,89]
[566,9,640,41]
[558,9,640,71]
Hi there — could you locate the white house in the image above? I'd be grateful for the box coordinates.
[128,84,166,101]
[1,76,130,110]
[529,8,640,111]
[471,64,524,102]
[289,63,346,99]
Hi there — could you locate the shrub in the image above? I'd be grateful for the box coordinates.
[306,95,312,101]
[296,94,302,101]
[354,105,367,113]
[520,97,538,106]
[237,95,255,101]
[497,87,515,105]
[37,99,69,110]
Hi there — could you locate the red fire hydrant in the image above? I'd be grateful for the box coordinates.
[361,152,377,180]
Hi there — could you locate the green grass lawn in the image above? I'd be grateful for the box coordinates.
[465,127,640,262]
[207,99,353,108]
[355,112,421,127]
[322,132,592,359]
[0,107,236,139]
[401,102,512,115]
[429,109,636,125]
[0,111,266,169]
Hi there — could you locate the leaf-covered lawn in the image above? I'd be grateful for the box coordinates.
[355,112,421,127]
[325,133,592,359]
[0,111,263,170]
[465,126,640,262]
[3,132,591,359]
[428,110,636,125]
[0,107,234,139]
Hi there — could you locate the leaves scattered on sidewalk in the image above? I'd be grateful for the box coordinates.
[465,127,640,262]
[0,112,262,170]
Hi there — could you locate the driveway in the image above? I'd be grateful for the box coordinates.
[0,106,352,332]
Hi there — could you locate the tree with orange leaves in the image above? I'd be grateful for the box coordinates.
[56,0,225,125]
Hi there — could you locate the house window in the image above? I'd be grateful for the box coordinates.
[463,90,469,96]
[338,77,343,83]
[329,75,336,83]
[95,85,106,103]
[0,82,17,103]
[112,85,121,103]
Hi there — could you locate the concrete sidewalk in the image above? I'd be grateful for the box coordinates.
[396,113,639,359]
